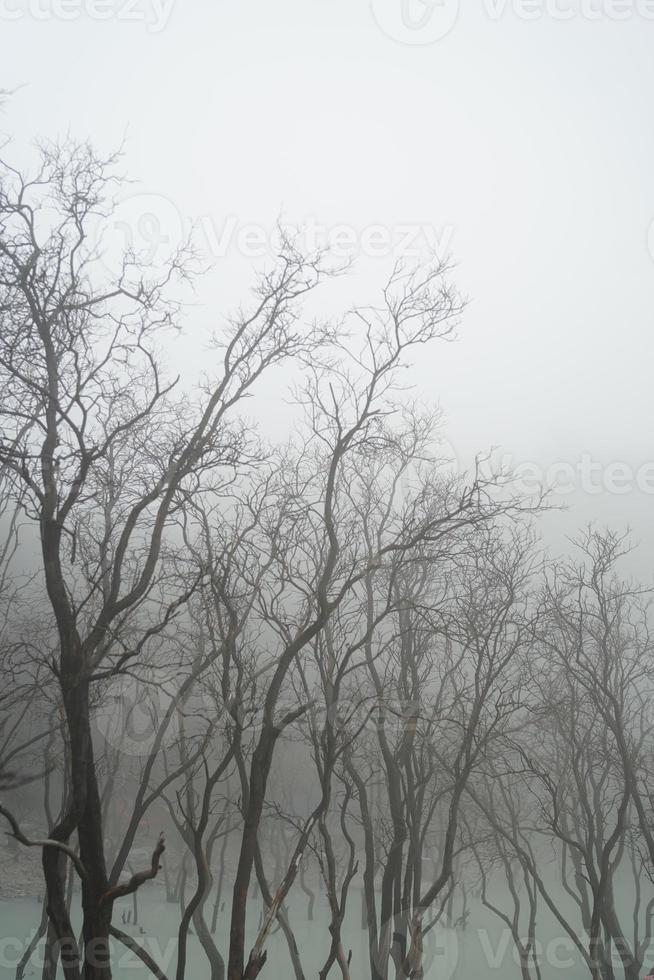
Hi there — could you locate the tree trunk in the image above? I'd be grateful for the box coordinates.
[42,673,111,980]
[211,828,231,933]
[299,862,315,922]
[227,727,279,980]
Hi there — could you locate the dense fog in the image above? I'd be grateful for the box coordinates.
[1,4,654,980]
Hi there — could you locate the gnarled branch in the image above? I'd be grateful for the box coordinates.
[99,833,165,907]
[0,802,87,879]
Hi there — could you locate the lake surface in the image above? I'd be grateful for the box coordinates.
[0,880,644,979]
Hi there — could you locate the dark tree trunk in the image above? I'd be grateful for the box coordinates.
[227,726,279,980]
[211,827,230,934]
[42,671,112,980]
[299,862,315,922]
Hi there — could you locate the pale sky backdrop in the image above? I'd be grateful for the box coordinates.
[2,0,654,573]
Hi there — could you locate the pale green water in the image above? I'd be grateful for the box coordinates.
[0,883,646,979]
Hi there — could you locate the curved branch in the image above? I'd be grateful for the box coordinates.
[109,926,170,980]
[0,803,87,879]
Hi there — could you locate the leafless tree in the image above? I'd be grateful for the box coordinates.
[343,521,538,980]
[0,138,333,979]
[464,783,543,980]
[462,531,654,980]
[532,529,654,980]
[0,130,576,980]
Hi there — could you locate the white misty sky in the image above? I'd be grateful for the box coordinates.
[3,0,654,570]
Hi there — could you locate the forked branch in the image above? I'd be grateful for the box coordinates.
[99,833,166,907]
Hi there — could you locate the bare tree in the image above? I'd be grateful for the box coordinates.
[221,261,481,980]
[531,529,654,980]
[360,524,537,980]
[0,130,561,980]
[0,139,332,979]
[464,786,543,980]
